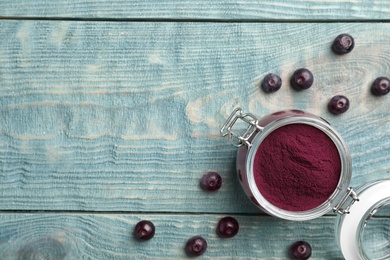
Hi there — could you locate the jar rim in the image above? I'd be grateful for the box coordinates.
[245,115,352,221]
[358,197,390,260]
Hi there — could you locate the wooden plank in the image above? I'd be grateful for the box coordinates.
[0,0,390,20]
[0,21,390,212]
[0,213,345,259]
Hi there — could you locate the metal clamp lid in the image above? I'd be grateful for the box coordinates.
[334,187,359,215]
[220,108,263,147]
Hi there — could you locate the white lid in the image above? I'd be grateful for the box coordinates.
[338,180,390,259]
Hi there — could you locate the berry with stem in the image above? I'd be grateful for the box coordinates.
[185,236,207,256]
[216,216,239,238]
[328,95,350,115]
[200,172,222,192]
[134,220,155,240]
[291,68,314,90]
[332,34,354,55]
[289,241,312,260]
[371,77,390,96]
[262,73,282,93]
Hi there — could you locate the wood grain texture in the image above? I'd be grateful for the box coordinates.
[1,21,390,213]
[0,0,390,20]
[0,214,345,259]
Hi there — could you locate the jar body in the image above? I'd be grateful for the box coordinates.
[234,109,352,221]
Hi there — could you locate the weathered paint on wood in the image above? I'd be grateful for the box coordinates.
[0,214,344,259]
[0,0,390,20]
[1,0,390,255]
[1,21,390,214]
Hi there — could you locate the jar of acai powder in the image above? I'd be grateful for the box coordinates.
[221,108,390,259]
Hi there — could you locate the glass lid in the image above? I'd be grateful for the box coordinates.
[336,179,390,260]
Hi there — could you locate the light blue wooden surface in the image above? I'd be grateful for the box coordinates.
[0,214,344,259]
[0,2,390,260]
[1,21,390,213]
[0,0,390,20]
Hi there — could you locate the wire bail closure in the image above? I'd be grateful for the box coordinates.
[333,187,359,215]
[220,108,263,147]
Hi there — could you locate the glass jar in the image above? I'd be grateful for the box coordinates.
[220,108,353,221]
[335,179,390,260]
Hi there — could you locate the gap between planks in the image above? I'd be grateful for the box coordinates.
[2,16,390,23]
[2,211,389,221]
[1,210,389,219]
[0,210,271,216]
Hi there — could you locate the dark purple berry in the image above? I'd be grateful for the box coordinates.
[371,77,390,96]
[332,34,354,55]
[185,236,207,256]
[200,172,222,192]
[289,241,312,260]
[262,73,282,93]
[291,68,314,90]
[328,95,350,115]
[216,216,239,238]
[134,220,155,240]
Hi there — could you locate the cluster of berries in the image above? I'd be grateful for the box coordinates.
[133,216,239,257]
[261,34,389,115]
[132,172,237,257]
[133,171,312,259]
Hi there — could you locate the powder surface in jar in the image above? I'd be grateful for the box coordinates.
[253,123,341,211]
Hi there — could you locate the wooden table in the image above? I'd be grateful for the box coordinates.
[1,1,390,259]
